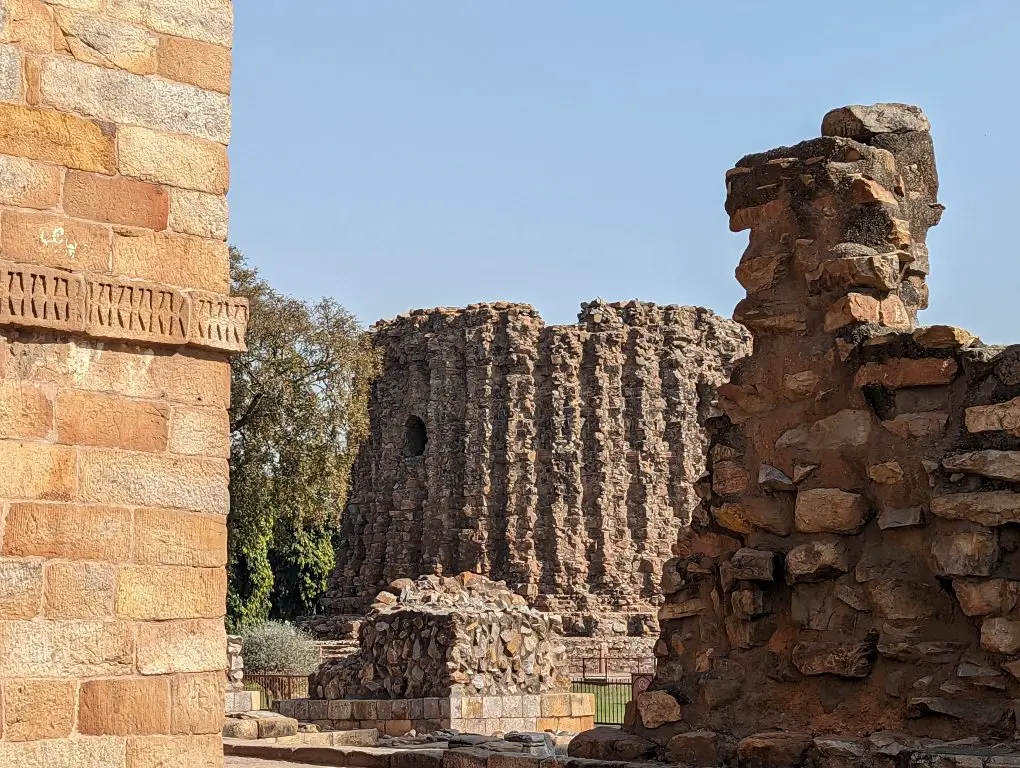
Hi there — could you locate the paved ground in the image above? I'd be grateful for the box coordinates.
[226,757,311,768]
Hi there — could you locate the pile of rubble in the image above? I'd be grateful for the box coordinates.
[312,573,569,700]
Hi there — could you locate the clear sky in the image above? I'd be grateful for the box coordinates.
[230,1,1018,342]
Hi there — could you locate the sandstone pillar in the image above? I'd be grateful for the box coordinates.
[0,2,242,766]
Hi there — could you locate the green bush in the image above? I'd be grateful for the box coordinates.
[242,621,320,675]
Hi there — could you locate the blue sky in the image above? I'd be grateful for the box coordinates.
[230,2,1018,342]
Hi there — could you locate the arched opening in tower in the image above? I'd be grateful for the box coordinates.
[404,415,427,457]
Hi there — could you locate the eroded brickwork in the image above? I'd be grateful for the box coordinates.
[324,301,749,636]
[610,104,1020,763]
[0,1,240,766]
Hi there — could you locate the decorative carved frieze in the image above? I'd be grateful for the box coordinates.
[85,277,190,345]
[0,260,247,354]
[0,261,86,332]
[188,290,248,353]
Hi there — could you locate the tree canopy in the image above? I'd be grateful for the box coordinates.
[227,248,379,631]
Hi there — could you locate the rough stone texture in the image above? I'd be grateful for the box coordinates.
[325,300,749,639]
[0,3,239,766]
[621,103,1020,749]
[313,574,569,700]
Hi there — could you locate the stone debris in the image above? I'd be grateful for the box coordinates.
[311,574,569,701]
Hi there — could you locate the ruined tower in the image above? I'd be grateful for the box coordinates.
[0,2,242,765]
[614,104,1020,761]
[322,300,749,644]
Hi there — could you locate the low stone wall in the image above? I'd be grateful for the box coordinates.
[275,692,595,737]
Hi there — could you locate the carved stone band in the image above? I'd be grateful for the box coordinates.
[0,261,248,354]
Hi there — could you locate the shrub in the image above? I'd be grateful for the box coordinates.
[242,621,320,675]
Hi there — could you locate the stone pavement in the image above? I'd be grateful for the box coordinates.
[227,757,310,768]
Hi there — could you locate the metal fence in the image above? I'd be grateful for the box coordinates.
[569,657,655,725]
[245,673,310,705]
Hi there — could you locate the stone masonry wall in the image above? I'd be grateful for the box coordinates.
[0,2,242,767]
[622,104,1020,756]
[326,300,749,636]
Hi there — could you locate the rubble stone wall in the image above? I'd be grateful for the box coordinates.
[0,2,242,766]
[315,574,569,700]
[627,104,1020,752]
[325,301,750,635]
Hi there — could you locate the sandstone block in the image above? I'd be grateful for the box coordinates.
[64,170,169,229]
[0,441,76,500]
[221,717,258,739]
[943,450,1020,482]
[54,8,158,73]
[169,188,228,240]
[665,730,719,767]
[0,736,126,768]
[539,692,570,717]
[41,57,231,143]
[865,579,944,621]
[881,411,948,439]
[1,210,112,272]
[158,36,231,94]
[0,45,19,104]
[80,677,171,736]
[134,508,227,567]
[570,692,595,717]
[954,579,1007,617]
[112,231,228,292]
[822,103,930,139]
[0,153,61,208]
[791,638,874,678]
[0,558,42,619]
[43,561,115,618]
[729,548,776,581]
[170,673,224,735]
[0,380,52,439]
[808,253,900,292]
[108,0,233,46]
[712,502,754,534]
[931,492,1020,526]
[0,103,116,173]
[931,530,999,577]
[0,0,55,54]
[79,449,229,515]
[635,690,682,728]
[737,731,812,767]
[712,460,748,496]
[56,390,169,452]
[135,618,225,675]
[853,357,958,389]
[868,461,904,485]
[116,565,225,620]
[913,325,977,350]
[965,397,1020,433]
[0,620,133,678]
[776,409,872,453]
[785,540,851,583]
[2,503,131,561]
[795,488,869,534]
[981,618,1020,654]
[118,125,229,194]
[126,734,221,768]
[824,293,880,331]
[168,406,230,458]
[2,679,75,741]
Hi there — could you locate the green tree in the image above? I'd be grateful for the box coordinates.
[227,248,379,631]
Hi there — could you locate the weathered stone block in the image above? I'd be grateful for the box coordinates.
[116,565,225,620]
[54,8,158,73]
[0,153,60,209]
[169,188,229,240]
[56,390,169,452]
[1,210,112,273]
[133,509,226,567]
[0,441,76,500]
[112,231,228,293]
[107,0,233,46]
[170,673,223,735]
[157,36,231,94]
[2,503,131,561]
[0,102,116,173]
[64,170,169,230]
[795,489,869,534]
[635,690,682,728]
[43,561,115,618]
[2,679,75,741]
[785,539,852,583]
[135,618,225,675]
[931,492,1020,527]
[118,125,229,194]
[41,57,231,143]
[79,677,172,735]
[125,734,222,767]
